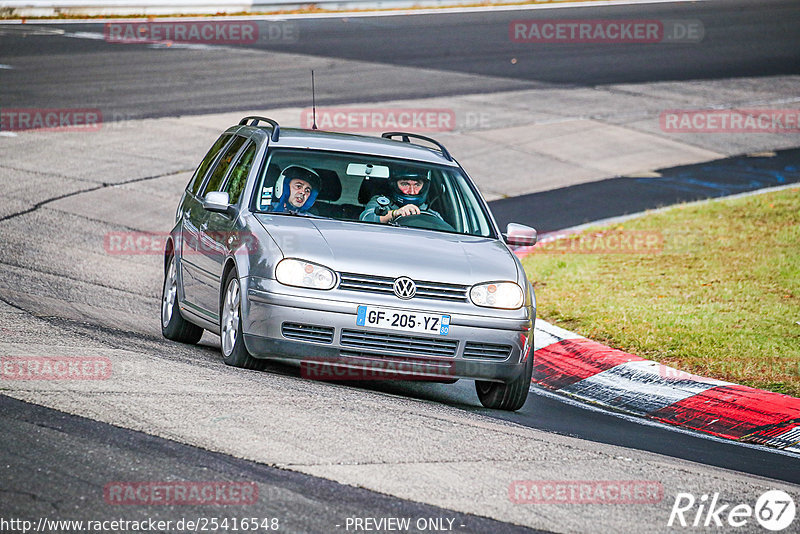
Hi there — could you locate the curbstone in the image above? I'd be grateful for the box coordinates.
[532,319,800,453]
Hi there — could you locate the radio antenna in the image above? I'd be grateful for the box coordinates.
[311,70,318,130]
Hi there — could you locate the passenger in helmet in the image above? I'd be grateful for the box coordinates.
[360,170,443,223]
[269,165,322,214]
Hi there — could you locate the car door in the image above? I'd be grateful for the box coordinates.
[193,135,249,319]
[179,133,233,318]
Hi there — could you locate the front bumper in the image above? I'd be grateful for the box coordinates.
[242,277,534,383]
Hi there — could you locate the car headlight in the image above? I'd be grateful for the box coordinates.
[275,259,336,290]
[470,282,524,309]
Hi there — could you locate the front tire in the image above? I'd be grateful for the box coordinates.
[475,351,533,411]
[161,254,204,344]
[220,269,264,370]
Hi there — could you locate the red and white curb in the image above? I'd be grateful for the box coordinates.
[531,320,800,453]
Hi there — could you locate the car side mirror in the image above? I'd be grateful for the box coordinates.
[203,191,235,216]
[504,223,537,247]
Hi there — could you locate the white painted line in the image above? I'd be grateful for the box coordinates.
[240,0,712,20]
[559,360,728,414]
[146,42,227,50]
[0,64,13,69]
[63,31,105,40]
[0,0,713,24]
[0,132,19,137]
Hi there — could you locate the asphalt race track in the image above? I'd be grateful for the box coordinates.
[1,0,798,119]
[1,1,799,532]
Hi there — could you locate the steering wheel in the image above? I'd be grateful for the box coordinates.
[394,212,455,232]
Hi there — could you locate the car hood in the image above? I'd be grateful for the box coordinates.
[255,214,520,284]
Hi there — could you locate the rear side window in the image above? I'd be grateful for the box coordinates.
[202,136,248,195]
[187,134,231,195]
[224,141,257,205]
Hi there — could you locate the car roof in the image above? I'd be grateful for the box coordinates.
[234,124,460,167]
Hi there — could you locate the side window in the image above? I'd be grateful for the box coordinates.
[187,134,231,195]
[201,136,247,195]
[224,141,257,205]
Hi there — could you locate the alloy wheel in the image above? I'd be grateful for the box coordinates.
[221,277,240,356]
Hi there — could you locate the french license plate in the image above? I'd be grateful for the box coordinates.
[356,305,450,336]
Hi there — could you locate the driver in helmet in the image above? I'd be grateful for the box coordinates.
[269,165,322,214]
[360,170,443,223]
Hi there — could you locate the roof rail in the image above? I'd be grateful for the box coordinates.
[381,132,453,162]
[239,116,280,142]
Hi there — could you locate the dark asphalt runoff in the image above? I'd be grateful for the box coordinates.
[0,395,544,534]
[489,147,800,232]
[0,0,798,119]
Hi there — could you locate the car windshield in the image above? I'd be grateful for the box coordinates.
[251,148,495,237]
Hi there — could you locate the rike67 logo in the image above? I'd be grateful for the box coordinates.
[668,490,795,531]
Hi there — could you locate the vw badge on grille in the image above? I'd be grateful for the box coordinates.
[393,277,416,299]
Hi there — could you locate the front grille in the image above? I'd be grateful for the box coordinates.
[340,329,458,358]
[338,272,468,302]
[281,323,334,344]
[463,341,512,360]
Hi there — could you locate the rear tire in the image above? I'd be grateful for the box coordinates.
[475,351,533,411]
[161,254,204,344]
[220,269,265,370]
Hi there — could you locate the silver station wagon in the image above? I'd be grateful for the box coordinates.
[161,117,538,410]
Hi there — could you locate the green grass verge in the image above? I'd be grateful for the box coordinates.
[522,186,800,397]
